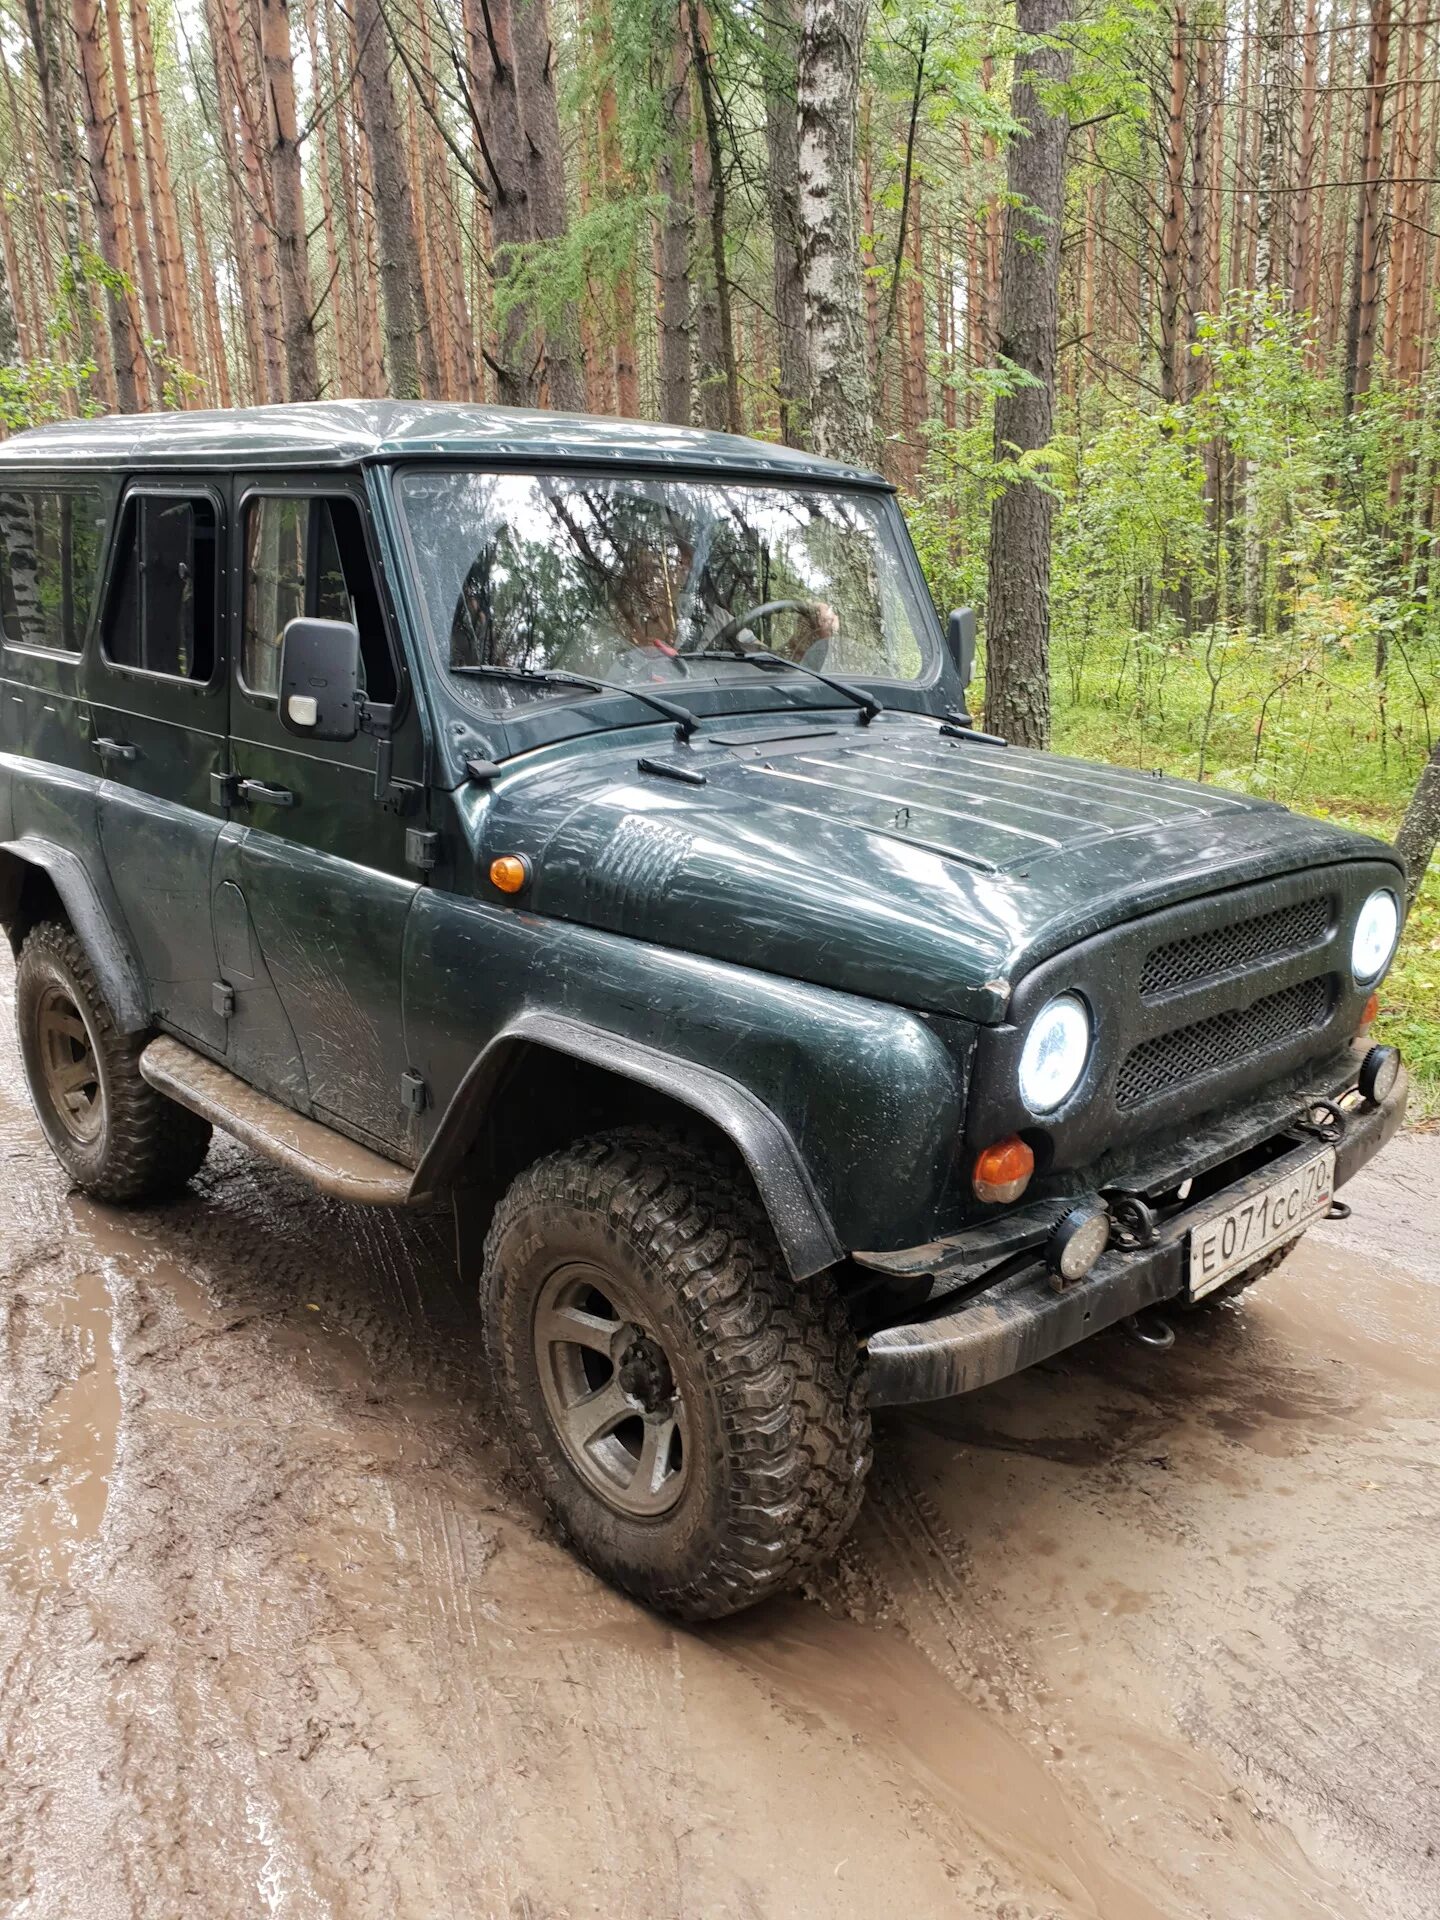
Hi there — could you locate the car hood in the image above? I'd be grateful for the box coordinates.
[473,716,1402,1022]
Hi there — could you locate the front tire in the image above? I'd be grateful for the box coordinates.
[15,919,212,1203]
[482,1131,871,1620]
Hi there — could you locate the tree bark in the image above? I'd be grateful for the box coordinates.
[512,0,585,408]
[256,0,319,400]
[70,0,143,409]
[656,25,693,426]
[797,0,876,466]
[763,0,809,444]
[984,0,1074,748]
[1396,743,1440,911]
[354,0,425,399]
[131,0,199,385]
[469,0,533,402]
[1158,1,1187,404]
[1344,0,1392,411]
[688,0,740,431]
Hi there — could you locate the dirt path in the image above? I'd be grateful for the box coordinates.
[1,952,1436,1920]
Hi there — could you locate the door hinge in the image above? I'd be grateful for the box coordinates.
[405,827,439,874]
[400,1069,428,1115]
[212,981,235,1019]
[211,769,241,808]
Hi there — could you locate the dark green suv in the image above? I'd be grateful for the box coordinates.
[0,402,1408,1617]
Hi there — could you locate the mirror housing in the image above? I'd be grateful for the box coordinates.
[946,607,977,723]
[278,617,362,741]
[946,607,976,689]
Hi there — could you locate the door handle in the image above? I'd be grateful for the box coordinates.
[237,778,295,809]
[91,736,137,764]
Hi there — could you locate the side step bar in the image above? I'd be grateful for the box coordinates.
[139,1036,413,1206]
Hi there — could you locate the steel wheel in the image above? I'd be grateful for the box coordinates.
[533,1262,689,1519]
[35,983,103,1146]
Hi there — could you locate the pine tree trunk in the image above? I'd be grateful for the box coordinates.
[656,26,693,426]
[354,0,424,399]
[190,182,233,406]
[131,0,199,384]
[70,0,143,409]
[1345,0,1392,410]
[984,0,1074,748]
[103,0,164,355]
[797,0,876,466]
[1158,2,1187,403]
[256,0,319,400]
[469,0,533,403]
[764,0,809,443]
[688,0,740,431]
[514,0,584,408]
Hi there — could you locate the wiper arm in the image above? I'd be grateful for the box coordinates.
[685,645,883,724]
[451,662,700,740]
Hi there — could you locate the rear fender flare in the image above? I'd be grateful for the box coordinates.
[0,836,148,1032]
[411,1010,845,1280]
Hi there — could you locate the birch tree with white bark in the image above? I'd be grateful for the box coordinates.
[796,0,876,468]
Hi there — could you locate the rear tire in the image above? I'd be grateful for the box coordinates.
[15,919,212,1203]
[482,1130,871,1621]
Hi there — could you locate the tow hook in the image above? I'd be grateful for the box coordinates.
[1123,1311,1176,1350]
[1296,1097,1347,1145]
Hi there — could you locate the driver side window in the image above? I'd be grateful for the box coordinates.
[241,494,395,703]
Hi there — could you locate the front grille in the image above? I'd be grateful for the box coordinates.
[1116,977,1330,1108]
[1140,895,1329,996]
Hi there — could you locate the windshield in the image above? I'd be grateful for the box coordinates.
[394,468,935,711]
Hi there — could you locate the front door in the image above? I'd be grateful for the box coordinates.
[87,483,230,1052]
[218,475,425,1155]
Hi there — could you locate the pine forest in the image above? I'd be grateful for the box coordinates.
[0,0,1435,1091]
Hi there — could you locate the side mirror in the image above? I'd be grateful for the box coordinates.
[946,607,977,690]
[278,617,361,741]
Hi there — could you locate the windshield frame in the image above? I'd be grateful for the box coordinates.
[385,460,951,761]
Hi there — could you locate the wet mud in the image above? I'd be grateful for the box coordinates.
[1,948,1436,1919]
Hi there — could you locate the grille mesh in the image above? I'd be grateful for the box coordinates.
[1116,977,1330,1108]
[1140,895,1329,996]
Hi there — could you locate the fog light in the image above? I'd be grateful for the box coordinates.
[973,1135,1035,1205]
[1357,1043,1400,1106]
[1047,1204,1111,1285]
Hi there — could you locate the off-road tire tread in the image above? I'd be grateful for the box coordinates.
[483,1129,871,1621]
[16,919,212,1203]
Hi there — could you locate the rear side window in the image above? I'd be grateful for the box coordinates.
[241,494,395,703]
[103,494,218,681]
[0,487,107,653]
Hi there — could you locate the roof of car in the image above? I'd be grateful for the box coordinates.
[0,399,890,487]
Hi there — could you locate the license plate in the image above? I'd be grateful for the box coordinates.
[1186,1148,1336,1301]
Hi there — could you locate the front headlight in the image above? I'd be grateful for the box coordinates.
[1018,993,1091,1113]
[1351,889,1400,983]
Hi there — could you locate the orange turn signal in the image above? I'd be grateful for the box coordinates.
[489,853,531,895]
[973,1135,1035,1205]
[1360,991,1380,1030]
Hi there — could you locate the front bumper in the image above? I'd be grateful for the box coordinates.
[864,1063,1408,1407]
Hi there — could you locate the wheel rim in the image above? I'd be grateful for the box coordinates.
[36,984,103,1146]
[533,1263,689,1518]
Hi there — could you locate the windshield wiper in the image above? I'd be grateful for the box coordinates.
[451,662,701,740]
[685,645,883,724]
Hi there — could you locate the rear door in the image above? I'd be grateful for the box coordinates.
[219,473,426,1154]
[86,481,230,1052]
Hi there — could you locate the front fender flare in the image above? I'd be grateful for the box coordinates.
[0,835,148,1032]
[410,1009,845,1280]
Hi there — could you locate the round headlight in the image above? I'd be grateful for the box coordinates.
[1351,889,1399,983]
[1018,993,1091,1113]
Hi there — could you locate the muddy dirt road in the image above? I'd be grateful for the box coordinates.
[1,955,1437,1920]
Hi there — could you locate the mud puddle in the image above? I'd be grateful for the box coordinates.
[1,949,1436,1918]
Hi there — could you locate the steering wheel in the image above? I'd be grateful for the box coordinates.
[685,598,813,655]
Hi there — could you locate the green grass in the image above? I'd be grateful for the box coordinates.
[1034,629,1440,1123]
